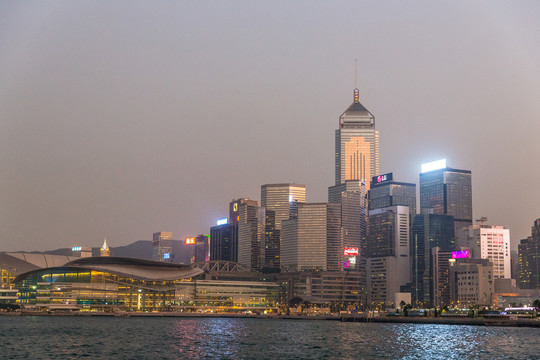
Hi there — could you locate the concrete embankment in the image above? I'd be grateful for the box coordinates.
[340,314,540,328]
[3,311,539,327]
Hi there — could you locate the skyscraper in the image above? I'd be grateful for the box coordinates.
[232,198,262,271]
[210,222,238,263]
[368,173,416,215]
[152,232,173,262]
[519,219,540,289]
[410,214,455,306]
[261,183,306,270]
[335,88,379,191]
[419,159,472,243]
[467,223,511,279]
[281,203,341,272]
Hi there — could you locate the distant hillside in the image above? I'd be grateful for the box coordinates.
[33,239,195,264]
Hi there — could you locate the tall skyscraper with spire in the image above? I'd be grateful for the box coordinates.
[335,88,379,191]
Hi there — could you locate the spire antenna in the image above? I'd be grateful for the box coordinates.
[353,59,359,103]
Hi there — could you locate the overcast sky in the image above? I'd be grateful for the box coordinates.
[1,1,539,252]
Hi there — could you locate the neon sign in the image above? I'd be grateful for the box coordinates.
[343,247,359,257]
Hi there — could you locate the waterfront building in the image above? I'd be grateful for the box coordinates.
[431,247,453,307]
[419,160,472,244]
[465,223,511,279]
[276,270,365,309]
[366,206,411,309]
[281,203,341,272]
[14,256,203,311]
[335,88,379,192]
[410,213,455,307]
[261,183,306,270]
[449,258,493,307]
[519,219,540,289]
[194,234,210,263]
[100,238,111,257]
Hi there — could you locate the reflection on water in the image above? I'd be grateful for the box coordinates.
[1,317,539,359]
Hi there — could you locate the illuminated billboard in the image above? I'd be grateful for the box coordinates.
[216,218,228,226]
[163,253,171,259]
[185,237,196,245]
[421,159,447,173]
[451,250,470,259]
[343,247,359,257]
[371,173,393,186]
[72,246,81,252]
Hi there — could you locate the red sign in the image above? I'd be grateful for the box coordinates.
[343,247,359,257]
[185,237,196,245]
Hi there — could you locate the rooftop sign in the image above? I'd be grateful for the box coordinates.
[421,159,447,173]
[371,173,393,185]
[216,218,228,226]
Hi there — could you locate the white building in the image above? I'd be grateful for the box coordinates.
[465,224,511,279]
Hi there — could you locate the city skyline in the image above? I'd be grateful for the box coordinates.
[2,1,540,251]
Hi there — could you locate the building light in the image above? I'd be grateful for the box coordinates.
[421,159,447,173]
[217,218,228,226]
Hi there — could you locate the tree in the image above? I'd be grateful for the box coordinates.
[533,299,540,309]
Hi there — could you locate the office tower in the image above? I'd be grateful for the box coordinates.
[450,258,494,307]
[281,203,341,272]
[233,198,262,271]
[261,183,306,270]
[210,221,238,262]
[431,247,453,307]
[411,214,455,307]
[465,223,511,279]
[366,206,410,308]
[100,238,111,257]
[368,173,416,215]
[335,88,379,192]
[328,180,367,271]
[519,219,540,289]
[194,234,210,263]
[152,232,173,262]
[419,159,472,243]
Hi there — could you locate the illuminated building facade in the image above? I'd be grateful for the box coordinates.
[281,203,341,272]
[519,219,540,289]
[419,162,472,243]
[261,183,306,270]
[14,257,203,311]
[152,232,172,262]
[100,238,111,257]
[335,88,379,192]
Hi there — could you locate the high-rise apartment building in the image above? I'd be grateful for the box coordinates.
[519,219,540,289]
[152,232,172,262]
[419,160,472,243]
[335,88,379,191]
[261,183,306,270]
[281,203,341,272]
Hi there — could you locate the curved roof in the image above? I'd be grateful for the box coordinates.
[0,252,76,276]
[15,256,203,282]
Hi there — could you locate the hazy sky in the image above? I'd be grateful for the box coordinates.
[1,1,539,252]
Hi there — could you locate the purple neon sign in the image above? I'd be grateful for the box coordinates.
[451,250,470,259]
